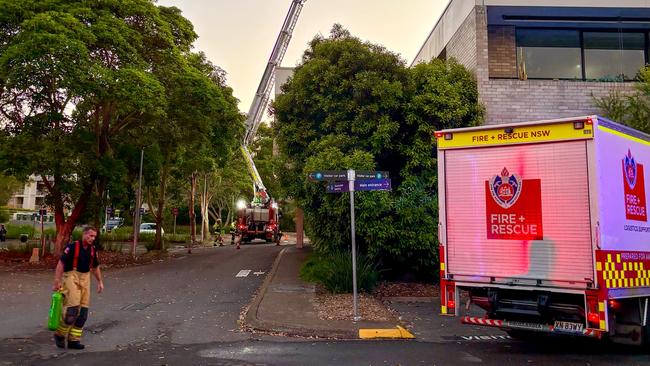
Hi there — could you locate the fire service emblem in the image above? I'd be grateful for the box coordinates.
[624,149,638,189]
[489,167,522,209]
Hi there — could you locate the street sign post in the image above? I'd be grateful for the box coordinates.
[171,207,179,236]
[310,169,393,322]
[39,207,46,256]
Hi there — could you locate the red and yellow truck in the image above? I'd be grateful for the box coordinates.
[435,116,650,345]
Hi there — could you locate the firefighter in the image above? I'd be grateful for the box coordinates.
[52,226,104,350]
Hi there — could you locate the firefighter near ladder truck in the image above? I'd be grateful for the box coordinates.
[436,116,650,345]
[51,226,104,350]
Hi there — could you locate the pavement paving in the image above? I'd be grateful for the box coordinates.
[243,245,415,339]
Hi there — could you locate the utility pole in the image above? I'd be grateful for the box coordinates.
[132,148,144,257]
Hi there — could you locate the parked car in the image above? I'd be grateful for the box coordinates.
[139,223,164,235]
[103,217,124,232]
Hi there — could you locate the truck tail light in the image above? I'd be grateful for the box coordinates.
[586,295,600,328]
[435,132,443,138]
[446,283,456,311]
[585,117,593,125]
[238,224,246,230]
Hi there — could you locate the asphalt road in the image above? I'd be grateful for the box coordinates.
[1,242,649,366]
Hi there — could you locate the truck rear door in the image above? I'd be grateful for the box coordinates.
[440,130,594,288]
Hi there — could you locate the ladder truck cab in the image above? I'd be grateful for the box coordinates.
[436,116,650,345]
[236,0,306,247]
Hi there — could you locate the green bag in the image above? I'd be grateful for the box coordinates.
[47,291,63,331]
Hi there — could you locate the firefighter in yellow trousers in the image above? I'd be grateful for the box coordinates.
[52,226,104,350]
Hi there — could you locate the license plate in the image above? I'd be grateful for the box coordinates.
[553,321,584,333]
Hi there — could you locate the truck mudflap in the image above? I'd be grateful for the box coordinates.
[461,316,604,338]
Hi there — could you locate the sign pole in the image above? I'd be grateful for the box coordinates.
[174,215,177,236]
[40,208,45,256]
[348,169,360,321]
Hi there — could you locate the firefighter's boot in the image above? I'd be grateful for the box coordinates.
[67,341,85,350]
[53,334,66,348]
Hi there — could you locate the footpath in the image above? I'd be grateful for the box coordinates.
[243,245,415,339]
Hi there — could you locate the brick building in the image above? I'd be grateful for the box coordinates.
[412,0,650,124]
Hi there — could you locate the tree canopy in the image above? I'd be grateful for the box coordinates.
[273,25,483,280]
[0,0,243,253]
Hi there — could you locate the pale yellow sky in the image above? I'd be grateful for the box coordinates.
[156,0,449,113]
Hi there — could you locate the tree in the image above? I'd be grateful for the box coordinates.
[595,66,650,134]
[273,25,482,280]
[0,0,197,254]
[144,52,243,249]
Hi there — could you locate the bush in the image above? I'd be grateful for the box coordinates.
[300,251,380,294]
[6,242,40,254]
[5,224,35,239]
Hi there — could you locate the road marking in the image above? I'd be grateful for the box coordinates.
[459,335,511,341]
[253,271,265,276]
[236,270,251,278]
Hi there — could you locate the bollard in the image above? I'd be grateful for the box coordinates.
[29,247,40,264]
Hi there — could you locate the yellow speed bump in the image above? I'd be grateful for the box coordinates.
[359,325,415,339]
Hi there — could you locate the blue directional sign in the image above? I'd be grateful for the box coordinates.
[327,181,350,193]
[327,179,392,193]
[355,171,389,180]
[355,178,391,191]
[308,171,348,182]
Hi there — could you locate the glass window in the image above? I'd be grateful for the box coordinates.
[584,32,645,81]
[517,29,582,79]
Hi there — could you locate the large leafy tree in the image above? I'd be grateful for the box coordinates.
[273,25,482,280]
[0,1,197,254]
[143,52,243,249]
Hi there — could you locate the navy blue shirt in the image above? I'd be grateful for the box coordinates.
[59,241,99,273]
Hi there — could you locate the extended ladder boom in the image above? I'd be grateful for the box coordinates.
[244,0,306,146]
[242,0,306,195]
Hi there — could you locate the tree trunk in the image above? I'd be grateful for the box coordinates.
[188,172,197,251]
[200,173,210,242]
[154,164,169,251]
[45,174,94,256]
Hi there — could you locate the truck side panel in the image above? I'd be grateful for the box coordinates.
[444,141,594,286]
[595,120,650,252]
[594,119,650,298]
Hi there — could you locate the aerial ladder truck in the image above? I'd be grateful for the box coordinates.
[235,0,306,247]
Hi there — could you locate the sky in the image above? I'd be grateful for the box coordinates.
[156,0,449,113]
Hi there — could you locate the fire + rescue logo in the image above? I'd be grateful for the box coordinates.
[489,167,522,209]
[623,149,647,222]
[485,167,543,240]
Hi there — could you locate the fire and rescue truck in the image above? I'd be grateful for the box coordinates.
[235,198,281,244]
[235,0,306,246]
[435,116,650,345]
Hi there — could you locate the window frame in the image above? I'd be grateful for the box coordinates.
[514,27,649,82]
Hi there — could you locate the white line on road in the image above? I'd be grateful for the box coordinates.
[236,270,251,278]
[253,271,265,276]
